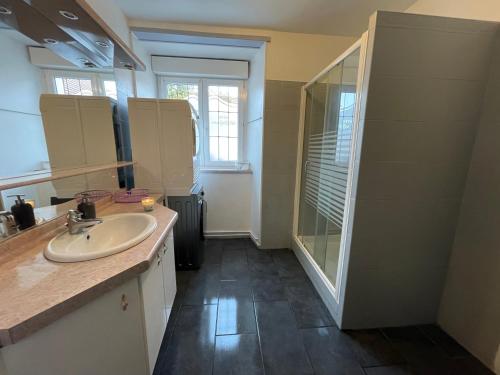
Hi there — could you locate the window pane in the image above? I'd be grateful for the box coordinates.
[166,82,199,112]
[219,112,228,137]
[209,136,219,160]
[209,112,219,136]
[228,87,238,112]
[219,137,229,161]
[55,77,93,96]
[228,113,238,137]
[103,80,117,100]
[208,84,239,163]
[228,138,238,161]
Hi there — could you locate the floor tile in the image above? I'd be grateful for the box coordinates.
[160,305,217,375]
[287,293,334,328]
[343,329,405,367]
[249,261,279,277]
[255,301,314,375]
[301,327,365,374]
[221,260,251,283]
[252,275,287,302]
[222,238,254,251]
[217,281,257,335]
[183,279,220,305]
[382,326,451,371]
[213,334,264,375]
[204,245,223,264]
[449,356,496,375]
[418,325,470,358]
[247,250,274,264]
[363,365,414,375]
[223,248,248,262]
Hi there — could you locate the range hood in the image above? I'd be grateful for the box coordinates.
[0,0,145,71]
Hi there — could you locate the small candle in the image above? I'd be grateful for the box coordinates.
[141,197,155,212]
[25,199,35,208]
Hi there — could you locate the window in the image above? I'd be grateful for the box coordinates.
[335,91,356,165]
[160,77,246,169]
[43,70,117,100]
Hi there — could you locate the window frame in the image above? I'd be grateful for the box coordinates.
[159,76,247,170]
[42,69,117,99]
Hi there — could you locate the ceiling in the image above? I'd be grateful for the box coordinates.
[116,0,417,36]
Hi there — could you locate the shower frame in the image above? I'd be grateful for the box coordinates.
[291,31,370,327]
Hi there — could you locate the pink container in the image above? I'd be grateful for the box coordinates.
[114,189,150,203]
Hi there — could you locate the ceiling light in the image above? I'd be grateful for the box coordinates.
[0,6,12,15]
[78,57,90,63]
[43,38,58,44]
[123,63,133,70]
[96,41,110,48]
[59,10,79,20]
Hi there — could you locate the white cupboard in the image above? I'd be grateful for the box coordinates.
[39,94,119,198]
[0,233,177,375]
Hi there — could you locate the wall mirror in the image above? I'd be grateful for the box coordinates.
[0,26,129,241]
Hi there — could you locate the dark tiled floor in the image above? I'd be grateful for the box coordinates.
[154,239,494,375]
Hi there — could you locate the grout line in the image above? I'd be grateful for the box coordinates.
[253,300,267,375]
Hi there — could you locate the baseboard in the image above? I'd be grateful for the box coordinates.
[204,231,250,239]
[249,232,261,248]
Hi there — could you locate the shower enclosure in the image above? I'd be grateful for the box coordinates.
[293,38,366,315]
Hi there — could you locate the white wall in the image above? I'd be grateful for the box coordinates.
[245,44,266,244]
[131,37,157,98]
[127,20,357,83]
[0,31,51,209]
[404,2,500,373]
[407,0,500,22]
[200,172,252,235]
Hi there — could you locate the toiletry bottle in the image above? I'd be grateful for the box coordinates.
[8,195,36,230]
[77,195,96,219]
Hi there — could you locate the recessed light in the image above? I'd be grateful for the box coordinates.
[96,41,110,48]
[123,63,134,70]
[43,38,58,44]
[78,57,90,63]
[0,6,12,15]
[59,10,79,20]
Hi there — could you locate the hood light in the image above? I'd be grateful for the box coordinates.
[96,41,110,48]
[0,6,12,15]
[43,38,58,44]
[59,10,79,20]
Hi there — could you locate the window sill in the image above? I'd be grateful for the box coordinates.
[201,167,252,174]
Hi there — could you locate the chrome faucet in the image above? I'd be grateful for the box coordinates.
[0,211,17,238]
[66,209,102,235]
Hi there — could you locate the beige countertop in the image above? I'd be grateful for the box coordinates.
[0,198,177,347]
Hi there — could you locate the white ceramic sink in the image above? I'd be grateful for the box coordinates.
[45,213,157,262]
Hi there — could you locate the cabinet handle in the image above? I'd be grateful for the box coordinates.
[157,251,161,265]
[121,294,128,311]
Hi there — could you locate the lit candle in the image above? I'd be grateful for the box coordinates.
[25,199,35,208]
[141,197,155,212]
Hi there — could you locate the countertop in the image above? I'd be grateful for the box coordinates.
[0,199,177,347]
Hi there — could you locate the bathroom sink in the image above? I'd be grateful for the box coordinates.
[45,213,157,262]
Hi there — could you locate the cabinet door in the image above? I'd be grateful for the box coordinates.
[139,251,167,374]
[0,279,148,375]
[161,234,177,322]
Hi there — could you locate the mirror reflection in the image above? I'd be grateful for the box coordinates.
[0,26,125,240]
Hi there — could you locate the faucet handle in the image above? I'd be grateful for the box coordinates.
[67,209,82,220]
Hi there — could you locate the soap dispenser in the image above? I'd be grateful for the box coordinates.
[8,195,36,230]
[77,194,96,219]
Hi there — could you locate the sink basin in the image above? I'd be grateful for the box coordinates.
[45,213,157,262]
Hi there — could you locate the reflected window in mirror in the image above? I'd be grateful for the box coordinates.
[43,70,117,100]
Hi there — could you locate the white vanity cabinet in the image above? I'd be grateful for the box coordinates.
[0,233,177,375]
[139,232,177,373]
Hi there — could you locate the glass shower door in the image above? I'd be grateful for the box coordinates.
[297,48,360,291]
